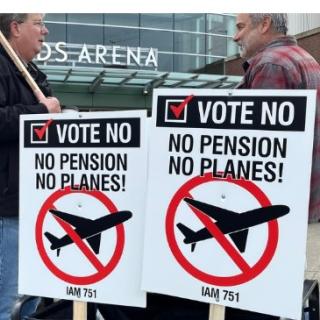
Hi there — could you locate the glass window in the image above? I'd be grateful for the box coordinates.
[67,14,103,23]
[157,53,173,72]
[206,35,228,57]
[45,13,66,22]
[174,14,205,32]
[174,33,205,54]
[104,27,139,47]
[141,30,173,52]
[227,38,238,57]
[105,14,139,27]
[45,14,67,43]
[40,13,238,73]
[141,14,173,29]
[207,14,236,36]
[66,14,103,44]
[173,54,205,73]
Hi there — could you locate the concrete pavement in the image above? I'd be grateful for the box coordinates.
[306,222,320,283]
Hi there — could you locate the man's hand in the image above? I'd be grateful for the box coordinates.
[34,90,61,113]
[40,96,61,113]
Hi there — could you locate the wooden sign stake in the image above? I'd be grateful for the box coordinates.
[209,303,225,320]
[73,301,87,320]
[0,30,45,100]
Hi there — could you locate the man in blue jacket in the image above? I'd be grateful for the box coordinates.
[0,13,61,320]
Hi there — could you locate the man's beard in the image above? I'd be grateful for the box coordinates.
[238,43,245,57]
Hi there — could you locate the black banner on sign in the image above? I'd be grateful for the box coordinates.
[156,95,307,131]
[24,118,140,148]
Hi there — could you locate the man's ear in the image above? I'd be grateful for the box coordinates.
[261,15,272,34]
[9,20,21,38]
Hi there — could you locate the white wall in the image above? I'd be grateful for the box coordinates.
[288,13,320,35]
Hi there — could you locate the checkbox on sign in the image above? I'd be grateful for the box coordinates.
[165,99,189,123]
[31,122,49,144]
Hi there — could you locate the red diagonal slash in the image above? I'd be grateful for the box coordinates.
[52,211,105,272]
[185,193,251,273]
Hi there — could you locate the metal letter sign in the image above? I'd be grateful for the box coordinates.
[19,111,147,307]
[142,89,317,319]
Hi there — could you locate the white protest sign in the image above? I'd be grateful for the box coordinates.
[19,111,147,307]
[142,89,316,319]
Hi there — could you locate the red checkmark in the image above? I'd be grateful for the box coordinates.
[170,95,194,119]
[34,119,53,140]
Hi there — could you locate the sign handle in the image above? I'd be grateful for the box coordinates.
[73,301,87,320]
[209,303,225,320]
[0,30,45,101]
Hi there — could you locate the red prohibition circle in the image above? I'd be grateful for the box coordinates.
[36,186,125,285]
[166,173,279,286]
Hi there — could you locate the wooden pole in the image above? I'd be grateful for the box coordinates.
[0,30,45,100]
[73,301,87,320]
[209,304,225,320]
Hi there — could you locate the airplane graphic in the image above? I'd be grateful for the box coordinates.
[45,209,132,256]
[177,197,289,253]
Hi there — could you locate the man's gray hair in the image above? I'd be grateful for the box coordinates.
[249,13,288,35]
[0,14,28,39]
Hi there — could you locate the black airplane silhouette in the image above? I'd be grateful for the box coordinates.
[177,197,289,252]
[45,209,132,256]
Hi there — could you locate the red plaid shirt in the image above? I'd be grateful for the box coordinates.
[237,36,320,222]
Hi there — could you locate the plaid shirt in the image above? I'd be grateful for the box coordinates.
[237,36,320,222]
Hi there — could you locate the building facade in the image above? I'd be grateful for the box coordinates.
[287,13,320,35]
[36,13,241,110]
[39,13,237,74]
[35,14,319,110]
